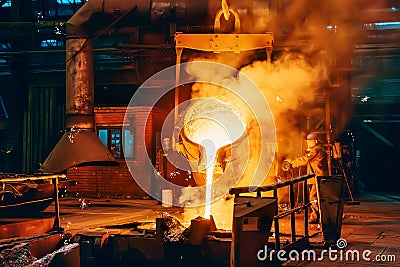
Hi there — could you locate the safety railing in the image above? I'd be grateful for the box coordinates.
[229,173,315,250]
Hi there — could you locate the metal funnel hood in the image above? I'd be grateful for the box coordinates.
[42,131,117,173]
[41,0,126,173]
[41,35,117,173]
[43,0,266,172]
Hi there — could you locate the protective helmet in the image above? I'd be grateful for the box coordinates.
[306,132,319,141]
[162,138,172,150]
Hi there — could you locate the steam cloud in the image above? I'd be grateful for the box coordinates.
[177,0,386,228]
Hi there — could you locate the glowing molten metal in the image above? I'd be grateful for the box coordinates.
[183,98,246,220]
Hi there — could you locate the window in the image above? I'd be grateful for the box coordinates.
[2,1,11,7]
[57,0,83,4]
[98,128,134,159]
[40,39,64,48]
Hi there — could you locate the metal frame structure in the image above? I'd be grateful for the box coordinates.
[0,174,66,230]
[173,8,274,150]
[230,173,315,251]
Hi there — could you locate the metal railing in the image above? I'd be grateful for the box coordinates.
[229,173,315,250]
[0,173,66,230]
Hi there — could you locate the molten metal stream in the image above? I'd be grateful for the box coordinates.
[191,120,230,220]
[201,140,217,219]
[181,95,248,226]
[184,105,246,220]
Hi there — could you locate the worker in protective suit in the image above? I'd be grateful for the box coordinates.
[282,132,328,224]
[154,138,195,204]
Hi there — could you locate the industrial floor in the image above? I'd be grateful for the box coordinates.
[45,190,400,266]
[1,190,399,266]
[284,191,400,266]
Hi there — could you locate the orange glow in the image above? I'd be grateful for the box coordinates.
[202,140,216,219]
[180,52,323,229]
[181,97,246,226]
[221,0,230,20]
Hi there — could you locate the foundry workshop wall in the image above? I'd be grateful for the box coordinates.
[67,106,167,198]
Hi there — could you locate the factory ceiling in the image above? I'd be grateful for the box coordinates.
[0,1,398,112]
[0,0,399,184]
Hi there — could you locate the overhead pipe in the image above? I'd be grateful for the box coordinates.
[42,0,154,172]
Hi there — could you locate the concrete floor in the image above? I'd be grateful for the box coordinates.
[284,192,400,266]
[3,191,398,266]
[52,197,177,232]
[50,191,399,266]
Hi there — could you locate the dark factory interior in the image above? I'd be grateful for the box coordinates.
[0,0,399,266]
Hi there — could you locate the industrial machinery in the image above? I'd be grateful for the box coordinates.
[0,0,368,266]
[0,173,68,217]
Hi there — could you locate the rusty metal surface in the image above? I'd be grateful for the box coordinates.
[43,25,116,172]
[29,233,65,259]
[66,38,94,118]
[0,217,55,240]
[175,33,274,53]
[41,131,116,173]
[0,233,68,266]
[0,175,65,217]
[31,243,80,267]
